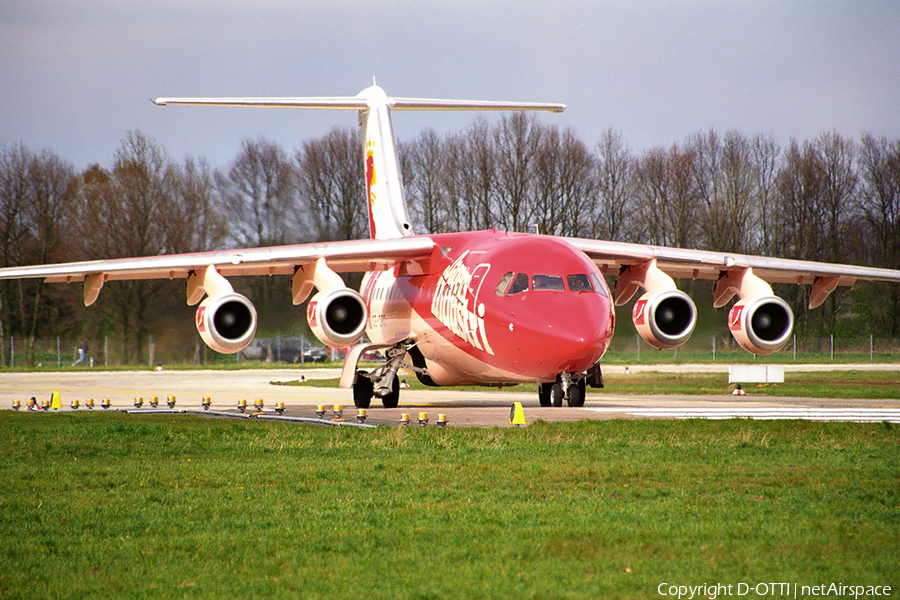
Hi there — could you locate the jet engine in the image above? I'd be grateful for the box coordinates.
[307,287,368,348]
[728,295,794,355]
[196,293,258,354]
[632,289,697,350]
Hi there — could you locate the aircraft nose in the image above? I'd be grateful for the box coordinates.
[511,295,613,376]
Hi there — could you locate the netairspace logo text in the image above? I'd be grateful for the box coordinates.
[657,582,893,599]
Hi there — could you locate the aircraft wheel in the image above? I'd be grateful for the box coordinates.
[538,383,553,407]
[353,370,373,409]
[566,379,586,407]
[550,383,564,407]
[381,374,400,409]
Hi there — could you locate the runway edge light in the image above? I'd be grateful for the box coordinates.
[509,402,526,427]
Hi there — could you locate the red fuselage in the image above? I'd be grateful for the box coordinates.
[361,229,615,386]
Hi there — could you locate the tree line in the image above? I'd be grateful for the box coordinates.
[2,117,898,365]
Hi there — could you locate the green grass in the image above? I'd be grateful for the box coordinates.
[284,370,900,400]
[1,413,898,599]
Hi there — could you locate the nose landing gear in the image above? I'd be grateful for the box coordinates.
[538,372,587,407]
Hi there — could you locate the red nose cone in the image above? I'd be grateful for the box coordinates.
[492,291,613,380]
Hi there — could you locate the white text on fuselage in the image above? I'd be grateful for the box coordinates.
[431,252,495,355]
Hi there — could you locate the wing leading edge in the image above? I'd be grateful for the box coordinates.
[0,235,436,287]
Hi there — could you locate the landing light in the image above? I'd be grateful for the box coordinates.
[202,396,212,410]
[167,396,176,409]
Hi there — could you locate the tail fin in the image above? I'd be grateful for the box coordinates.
[154,85,565,240]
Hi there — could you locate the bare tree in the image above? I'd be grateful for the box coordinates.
[634,143,700,248]
[296,128,366,242]
[859,133,900,336]
[465,119,497,230]
[751,134,781,256]
[404,128,447,234]
[532,126,598,237]
[19,151,77,362]
[218,138,297,248]
[594,128,636,242]
[493,112,542,233]
[74,132,183,363]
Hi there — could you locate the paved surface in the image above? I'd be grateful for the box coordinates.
[2,365,898,427]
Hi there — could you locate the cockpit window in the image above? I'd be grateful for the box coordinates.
[508,273,530,295]
[532,274,565,291]
[567,274,592,291]
[494,271,514,296]
[590,273,610,298]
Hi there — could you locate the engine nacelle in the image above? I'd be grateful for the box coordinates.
[632,289,697,349]
[307,288,368,348]
[196,293,258,354]
[728,295,794,355]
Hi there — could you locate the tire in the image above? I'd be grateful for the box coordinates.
[566,379,586,407]
[352,370,373,409]
[550,383,564,407]
[538,382,553,407]
[381,374,400,408]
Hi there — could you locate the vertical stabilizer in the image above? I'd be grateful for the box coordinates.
[357,85,414,240]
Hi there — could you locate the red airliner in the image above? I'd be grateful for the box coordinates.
[2,84,899,408]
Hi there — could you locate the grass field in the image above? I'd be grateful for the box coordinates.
[1,412,898,599]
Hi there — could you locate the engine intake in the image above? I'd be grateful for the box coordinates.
[632,289,697,349]
[307,288,368,348]
[196,293,257,354]
[728,295,793,355]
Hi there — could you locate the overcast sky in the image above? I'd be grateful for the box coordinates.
[2,0,899,170]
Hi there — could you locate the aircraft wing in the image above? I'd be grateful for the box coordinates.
[0,236,437,284]
[566,237,900,287]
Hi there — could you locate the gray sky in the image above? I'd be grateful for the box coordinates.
[2,0,899,170]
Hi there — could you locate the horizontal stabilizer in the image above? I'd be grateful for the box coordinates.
[152,97,370,109]
[153,95,565,113]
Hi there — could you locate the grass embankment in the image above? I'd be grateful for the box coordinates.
[282,370,900,400]
[1,413,897,599]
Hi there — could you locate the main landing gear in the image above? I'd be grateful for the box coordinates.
[352,340,427,409]
[538,364,603,408]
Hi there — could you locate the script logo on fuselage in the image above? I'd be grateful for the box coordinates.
[430,251,495,355]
